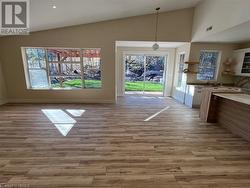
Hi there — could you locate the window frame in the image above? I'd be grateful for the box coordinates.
[197,50,221,81]
[21,47,102,90]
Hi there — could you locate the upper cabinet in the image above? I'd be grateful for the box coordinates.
[233,48,250,77]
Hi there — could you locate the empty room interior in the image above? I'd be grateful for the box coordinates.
[1,0,250,187]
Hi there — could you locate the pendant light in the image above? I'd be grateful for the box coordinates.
[152,7,160,51]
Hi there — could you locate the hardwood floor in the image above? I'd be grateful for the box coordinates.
[0,96,250,188]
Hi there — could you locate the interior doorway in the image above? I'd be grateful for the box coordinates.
[124,53,167,96]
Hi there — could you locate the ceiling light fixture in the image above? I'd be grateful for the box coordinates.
[152,7,160,51]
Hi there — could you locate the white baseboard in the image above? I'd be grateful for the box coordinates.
[7,98,115,104]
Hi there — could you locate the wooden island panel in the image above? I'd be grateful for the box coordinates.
[215,95,250,141]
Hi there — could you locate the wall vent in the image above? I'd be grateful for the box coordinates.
[206,26,213,31]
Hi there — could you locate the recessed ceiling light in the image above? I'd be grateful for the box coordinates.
[52,5,56,9]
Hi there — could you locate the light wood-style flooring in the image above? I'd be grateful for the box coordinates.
[0,96,250,188]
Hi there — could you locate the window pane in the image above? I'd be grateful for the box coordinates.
[49,63,81,77]
[177,54,187,91]
[70,50,81,62]
[125,55,145,92]
[197,51,219,80]
[48,49,71,62]
[50,76,82,89]
[63,77,82,88]
[47,49,59,62]
[177,54,185,87]
[49,63,60,76]
[61,49,71,62]
[61,63,81,76]
[48,49,81,62]
[50,77,61,88]
[29,69,49,88]
[83,49,101,88]
[144,56,165,92]
[25,48,46,69]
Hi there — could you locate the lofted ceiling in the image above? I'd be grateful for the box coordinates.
[193,21,250,43]
[116,41,188,48]
[30,0,201,32]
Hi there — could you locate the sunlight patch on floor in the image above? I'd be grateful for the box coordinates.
[42,109,85,136]
[144,106,170,121]
[54,124,75,136]
[66,109,85,117]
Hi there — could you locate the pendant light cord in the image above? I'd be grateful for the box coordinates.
[155,7,160,42]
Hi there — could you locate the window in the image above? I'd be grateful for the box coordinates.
[176,53,186,90]
[22,47,101,89]
[24,48,49,89]
[48,49,82,89]
[197,51,220,81]
[83,49,101,88]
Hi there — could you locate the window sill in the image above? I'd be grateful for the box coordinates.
[27,88,102,91]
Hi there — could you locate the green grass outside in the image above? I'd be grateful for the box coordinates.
[125,81,163,92]
[84,80,102,88]
[51,79,101,89]
[51,79,163,92]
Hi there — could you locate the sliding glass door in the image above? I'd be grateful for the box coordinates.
[124,54,167,95]
[125,55,145,93]
[144,55,165,94]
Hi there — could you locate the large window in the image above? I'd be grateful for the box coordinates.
[22,47,101,89]
[197,51,220,81]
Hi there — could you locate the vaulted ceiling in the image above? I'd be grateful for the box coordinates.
[30,0,201,32]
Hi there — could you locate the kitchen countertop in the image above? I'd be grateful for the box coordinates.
[214,93,250,106]
[186,83,234,86]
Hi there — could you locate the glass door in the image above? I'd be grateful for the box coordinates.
[125,55,145,94]
[175,53,187,104]
[144,55,166,95]
[124,54,166,95]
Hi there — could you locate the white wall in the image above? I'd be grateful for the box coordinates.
[192,0,250,42]
[116,46,176,97]
[188,42,239,84]
[0,8,194,103]
[0,61,7,105]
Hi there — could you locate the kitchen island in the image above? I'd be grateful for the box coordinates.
[214,93,250,105]
[212,93,250,141]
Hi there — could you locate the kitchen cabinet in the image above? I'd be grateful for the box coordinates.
[215,93,250,141]
[233,48,250,76]
[184,85,204,108]
[199,87,242,122]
